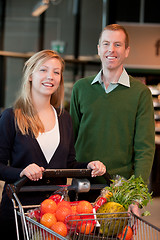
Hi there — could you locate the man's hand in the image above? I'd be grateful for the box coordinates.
[87,160,106,177]
[128,203,140,217]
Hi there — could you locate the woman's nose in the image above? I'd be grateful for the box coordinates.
[47,72,53,80]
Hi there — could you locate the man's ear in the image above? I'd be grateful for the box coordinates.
[97,44,100,56]
[125,46,130,58]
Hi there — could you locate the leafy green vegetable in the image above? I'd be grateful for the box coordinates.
[103,175,152,211]
[142,211,151,216]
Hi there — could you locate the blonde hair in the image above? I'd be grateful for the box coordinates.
[98,24,130,49]
[14,50,65,138]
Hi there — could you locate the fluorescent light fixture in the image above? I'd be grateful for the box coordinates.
[32,0,49,17]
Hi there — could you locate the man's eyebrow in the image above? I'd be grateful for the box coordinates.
[102,40,109,43]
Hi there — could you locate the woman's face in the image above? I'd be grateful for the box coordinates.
[30,58,62,99]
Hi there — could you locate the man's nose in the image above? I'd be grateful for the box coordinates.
[108,44,114,52]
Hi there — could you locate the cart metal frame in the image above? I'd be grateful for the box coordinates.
[6,169,160,240]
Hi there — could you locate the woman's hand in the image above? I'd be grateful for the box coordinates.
[20,163,45,181]
[87,160,106,177]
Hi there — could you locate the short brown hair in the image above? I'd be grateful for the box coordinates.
[98,24,129,49]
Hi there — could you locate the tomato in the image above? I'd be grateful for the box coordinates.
[49,194,63,204]
[40,199,57,215]
[117,225,133,240]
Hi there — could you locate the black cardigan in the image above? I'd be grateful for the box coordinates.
[0,108,87,218]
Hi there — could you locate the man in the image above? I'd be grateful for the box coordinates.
[70,24,155,190]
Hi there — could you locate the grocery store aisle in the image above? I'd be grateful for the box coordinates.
[140,197,160,229]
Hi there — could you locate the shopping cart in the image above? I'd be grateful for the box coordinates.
[6,169,160,240]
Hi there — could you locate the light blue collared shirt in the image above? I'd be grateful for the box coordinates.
[91,68,130,93]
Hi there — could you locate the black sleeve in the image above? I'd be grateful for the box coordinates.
[0,108,22,182]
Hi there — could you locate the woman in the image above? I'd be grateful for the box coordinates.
[0,50,106,239]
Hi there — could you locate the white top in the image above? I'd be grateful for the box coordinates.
[37,107,60,163]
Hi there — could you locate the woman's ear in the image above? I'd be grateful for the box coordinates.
[29,75,32,81]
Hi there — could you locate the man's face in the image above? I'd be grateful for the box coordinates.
[98,29,130,71]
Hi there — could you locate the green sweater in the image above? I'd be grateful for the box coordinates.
[70,75,155,184]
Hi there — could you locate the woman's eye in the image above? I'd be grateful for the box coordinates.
[40,69,46,72]
[54,71,60,75]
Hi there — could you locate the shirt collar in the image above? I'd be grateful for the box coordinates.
[91,68,130,87]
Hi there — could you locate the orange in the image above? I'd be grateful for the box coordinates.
[76,200,93,214]
[78,221,95,234]
[67,210,80,227]
[117,226,133,240]
[57,200,71,209]
[51,221,68,239]
[40,212,57,229]
[40,199,57,215]
[71,205,77,213]
[45,236,53,240]
[55,206,72,222]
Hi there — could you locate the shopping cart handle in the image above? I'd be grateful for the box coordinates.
[43,169,92,178]
[6,175,29,197]
[6,169,92,196]
[6,169,112,197]
[44,169,112,185]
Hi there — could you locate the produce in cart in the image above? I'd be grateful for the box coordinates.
[117,225,133,240]
[96,202,127,236]
[96,175,152,237]
[100,175,152,213]
[27,193,96,238]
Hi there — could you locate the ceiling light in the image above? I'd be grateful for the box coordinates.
[32,0,49,17]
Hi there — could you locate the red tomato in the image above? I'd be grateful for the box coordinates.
[117,226,133,240]
[49,194,63,204]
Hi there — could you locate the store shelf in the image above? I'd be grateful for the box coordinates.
[148,86,160,95]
